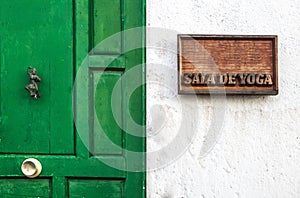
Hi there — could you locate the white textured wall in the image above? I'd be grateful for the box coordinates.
[146,0,300,197]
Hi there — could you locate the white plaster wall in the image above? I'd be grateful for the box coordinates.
[146,0,300,197]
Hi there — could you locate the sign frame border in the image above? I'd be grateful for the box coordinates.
[178,34,278,95]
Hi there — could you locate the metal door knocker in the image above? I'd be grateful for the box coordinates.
[25,66,41,99]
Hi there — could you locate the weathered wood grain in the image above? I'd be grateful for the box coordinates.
[178,35,278,95]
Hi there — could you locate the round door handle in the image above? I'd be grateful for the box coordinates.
[21,158,42,178]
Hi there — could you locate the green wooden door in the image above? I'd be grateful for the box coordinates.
[0,0,145,197]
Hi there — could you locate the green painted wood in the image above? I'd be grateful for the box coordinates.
[52,177,67,198]
[74,0,91,160]
[68,179,124,198]
[93,71,123,155]
[91,0,122,54]
[0,155,125,178]
[123,0,146,197]
[89,55,125,69]
[0,0,145,197]
[0,0,74,154]
[0,179,50,197]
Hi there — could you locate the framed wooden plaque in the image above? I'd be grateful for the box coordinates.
[178,35,278,95]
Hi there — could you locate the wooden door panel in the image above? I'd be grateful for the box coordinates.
[0,0,74,154]
[68,179,124,198]
[91,0,122,54]
[0,179,51,197]
[92,71,123,155]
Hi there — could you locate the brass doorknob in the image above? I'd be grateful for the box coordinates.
[21,158,42,178]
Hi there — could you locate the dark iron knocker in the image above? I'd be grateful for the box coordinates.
[25,66,41,99]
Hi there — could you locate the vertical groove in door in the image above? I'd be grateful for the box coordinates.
[0,38,1,128]
[48,62,51,153]
[89,0,94,52]
[89,69,94,156]
[72,0,77,156]
[120,0,125,53]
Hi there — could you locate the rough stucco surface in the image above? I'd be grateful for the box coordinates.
[146,0,300,197]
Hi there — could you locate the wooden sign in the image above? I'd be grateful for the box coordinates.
[178,35,278,95]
